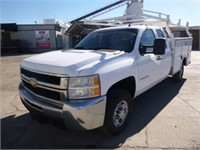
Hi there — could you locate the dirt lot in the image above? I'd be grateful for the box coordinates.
[1,51,200,149]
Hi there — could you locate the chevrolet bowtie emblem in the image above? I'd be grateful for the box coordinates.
[29,78,37,87]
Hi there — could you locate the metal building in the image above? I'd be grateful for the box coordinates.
[1,22,69,54]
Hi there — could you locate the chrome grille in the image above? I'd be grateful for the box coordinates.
[22,80,61,101]
[21,68,60,85]
[20,67,68,102]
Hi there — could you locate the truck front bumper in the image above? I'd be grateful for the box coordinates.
[19,83,107,130]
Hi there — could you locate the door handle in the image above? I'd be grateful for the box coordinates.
[156,56,162,60]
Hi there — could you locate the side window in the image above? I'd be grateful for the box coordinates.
[140,29,155,53]
[156,29,164,38]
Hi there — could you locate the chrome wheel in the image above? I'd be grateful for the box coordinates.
[103,89,132,135]
[113,100,128,128]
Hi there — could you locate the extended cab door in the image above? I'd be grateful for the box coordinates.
[137,29,166,94]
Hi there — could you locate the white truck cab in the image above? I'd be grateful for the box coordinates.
[19,25,192,135]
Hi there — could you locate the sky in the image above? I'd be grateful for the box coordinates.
[0,0,200,26]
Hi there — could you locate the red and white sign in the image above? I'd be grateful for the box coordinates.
[35,30,50,48]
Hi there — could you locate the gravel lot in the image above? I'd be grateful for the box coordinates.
[1,51,200,149]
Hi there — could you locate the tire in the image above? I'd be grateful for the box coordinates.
[103,89,133,136]
[172,63,184,82]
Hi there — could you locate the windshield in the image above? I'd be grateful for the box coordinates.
[75,29,138,53]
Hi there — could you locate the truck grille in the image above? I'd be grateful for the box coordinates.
[20,67,68,102]
[22,81,61,101]
[21,68,60,85]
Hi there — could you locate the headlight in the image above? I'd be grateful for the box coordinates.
[68,75,100,100]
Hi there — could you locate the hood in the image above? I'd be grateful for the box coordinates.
[21,49,125,76]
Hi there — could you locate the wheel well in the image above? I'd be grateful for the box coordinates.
[108,76,136,97]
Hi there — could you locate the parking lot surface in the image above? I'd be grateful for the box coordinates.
[1,51,200,149]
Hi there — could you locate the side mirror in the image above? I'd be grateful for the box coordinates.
[154,39,165,55]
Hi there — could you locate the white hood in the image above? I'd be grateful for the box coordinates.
[21,49,125,76]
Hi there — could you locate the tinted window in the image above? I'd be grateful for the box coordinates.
[75,29,138,52]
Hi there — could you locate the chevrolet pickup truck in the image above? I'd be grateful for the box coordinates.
[19,25,192,135]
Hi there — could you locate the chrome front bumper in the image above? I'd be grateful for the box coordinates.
[19,83,107,130]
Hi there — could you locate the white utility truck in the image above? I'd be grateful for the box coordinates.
[19,22,192,135]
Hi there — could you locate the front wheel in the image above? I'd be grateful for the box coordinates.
[103,89,133,136]
[172,63,184,82]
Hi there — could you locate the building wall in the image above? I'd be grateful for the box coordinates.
[189,29,199,50]
[10,24,63,52]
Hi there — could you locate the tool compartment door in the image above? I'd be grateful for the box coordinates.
[172,38,193,75]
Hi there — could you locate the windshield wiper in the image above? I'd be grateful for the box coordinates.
[94,47,124,53]
[74,46,88,50]
[93,47,112,50]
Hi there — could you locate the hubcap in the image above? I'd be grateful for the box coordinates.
[113,100,128,128]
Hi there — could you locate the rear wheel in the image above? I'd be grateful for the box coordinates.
[103,89,133,136]
[172,63,184,82]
